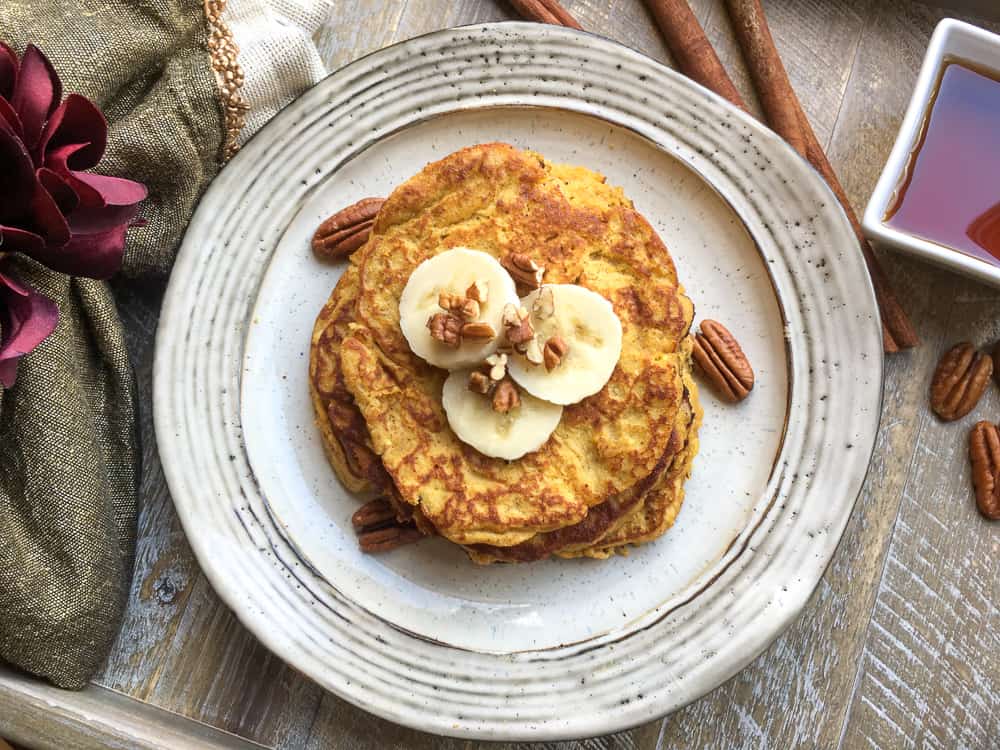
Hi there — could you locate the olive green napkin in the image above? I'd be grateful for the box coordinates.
[0,0,224,689]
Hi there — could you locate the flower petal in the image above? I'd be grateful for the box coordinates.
[0,121,35,222]
[0,266,59,387]
[35,93,106,169]
[0,94,22,136]
[28,179,71,245]
[64,171,146,235]
[10,44,62,149]
[0,225,44,255]
[51,169,146,233]
[44,140,89,175]
[68,201,142,236]
[0,266,36,297]
[0,358,17,387]
[37,167,78,215]
[71,171,148,206]
[0,42,17,101]
[28,222,127,279]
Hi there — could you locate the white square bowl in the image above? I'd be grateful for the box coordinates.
[863,18,1000,287]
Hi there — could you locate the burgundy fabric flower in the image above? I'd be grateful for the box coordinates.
[0,43,146,386]
[0,262,58,387]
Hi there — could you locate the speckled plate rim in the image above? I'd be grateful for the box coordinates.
[154,22,883,740]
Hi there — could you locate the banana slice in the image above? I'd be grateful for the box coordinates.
[398,248,519,369]
[441,370,563,460]
[508,284,623,405]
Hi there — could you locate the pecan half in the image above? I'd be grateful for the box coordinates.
[501,252,545,289]
[930,342,992,421]
[492,379,521,413]
[358,524,425,553]
[543,335,569,371]
[692,319,754,403]
[351,497,397,532]
[352,497,425,552]
[992,341,1000,388]
[427,312,462,347]
[968,421,1000,520]
[312,197,385,261]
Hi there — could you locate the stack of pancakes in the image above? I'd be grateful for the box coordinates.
[309,143,701,563]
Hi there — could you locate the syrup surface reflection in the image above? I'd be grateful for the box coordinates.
[887,60,1000,265]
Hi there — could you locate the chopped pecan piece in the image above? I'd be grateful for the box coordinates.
[468,371,493,394]
[351,497,425,553]
[930,342,992,421]
[427,312,462,347]
[502,304,534,346]
[543,335,570,371]
[492,379,521,413]
[461,321,496,339]
[532,286,555,319]
[486,352,508,381]
[523,336,544,365]
[466,280,489,304]
[438,292,480,321]
[501,252,545,289]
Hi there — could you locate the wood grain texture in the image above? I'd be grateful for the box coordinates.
[6,1,998,748]
[828,2,1000,746]
[654,2,998,748]
[0,667,267,749]
[652,5,905,741]
[98,284,327,747]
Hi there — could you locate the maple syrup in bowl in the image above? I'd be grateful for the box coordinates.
[864,19,1000,288]
[885,60,1000,266]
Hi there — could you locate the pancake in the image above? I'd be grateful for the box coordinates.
[465,373,701,562]
[310,265,701,559]
[309,262,390,495]
[307,262,439,535]
[561,373,702,559]
[337,143,697,547]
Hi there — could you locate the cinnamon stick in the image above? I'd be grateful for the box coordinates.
[538,0,583,29]
[642,0,913,351]
[720,0,804,154]
[508,0,582,29]
[643,0,747,112]
[724,0,918,350]
[508,0,916,351]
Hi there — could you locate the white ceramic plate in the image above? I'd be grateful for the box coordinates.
[155,23,882,741]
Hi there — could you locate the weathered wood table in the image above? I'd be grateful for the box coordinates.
[2,1,998,747]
